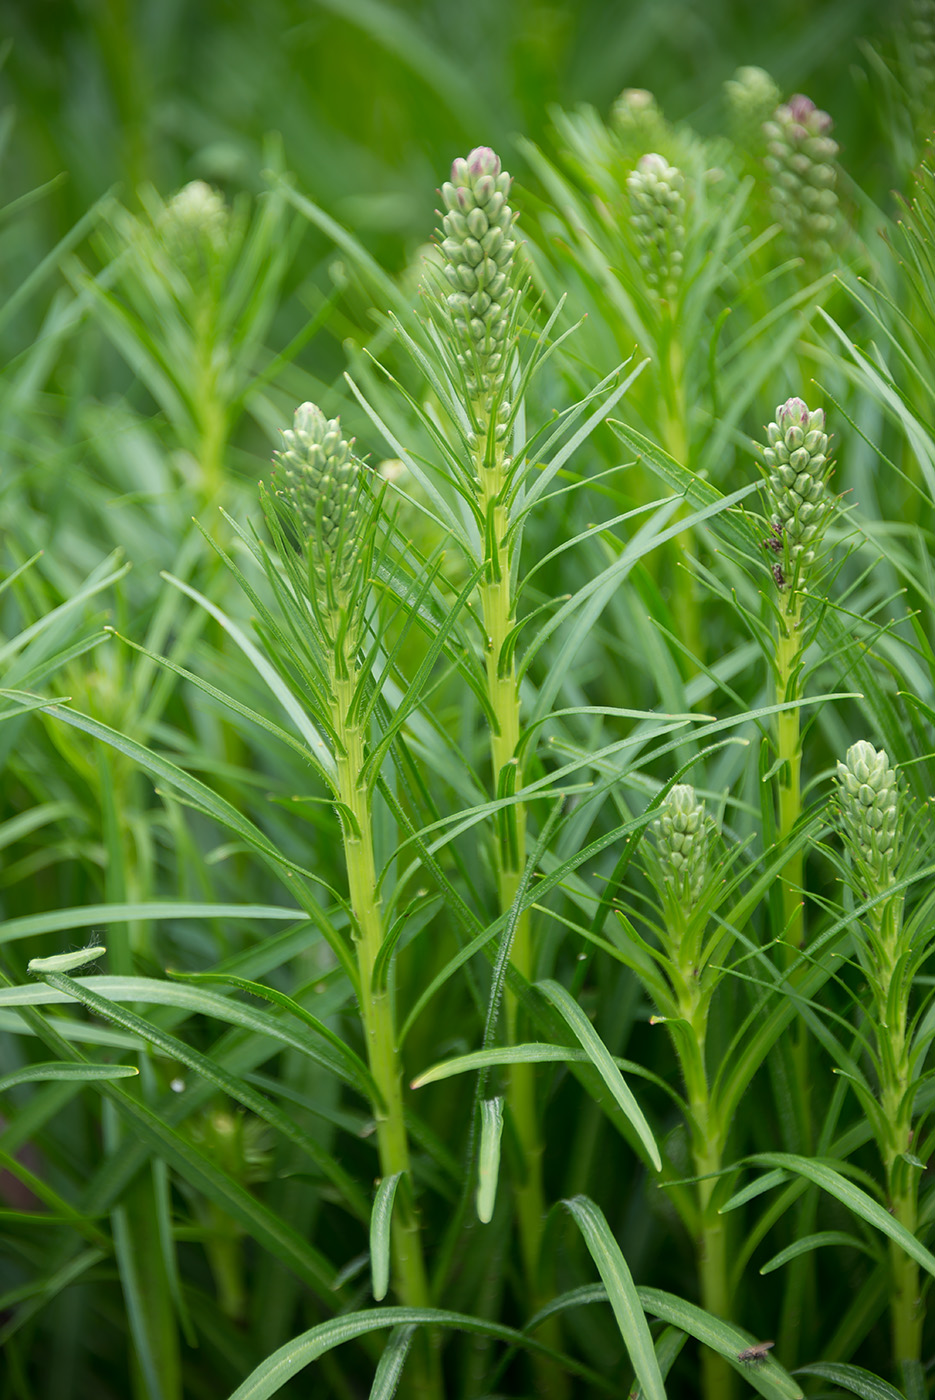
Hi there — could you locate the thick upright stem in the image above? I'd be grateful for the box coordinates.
[477,451,564,1395]
[330,670,439,1397]
[775,592,804,961]
[671,960,733,1400]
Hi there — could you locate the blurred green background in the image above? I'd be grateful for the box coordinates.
[2,0,892,267]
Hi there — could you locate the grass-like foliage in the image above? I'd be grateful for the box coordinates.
[6,8,935,1400]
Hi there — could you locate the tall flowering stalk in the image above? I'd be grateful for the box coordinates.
[836,743,922,1384]
[269,405,438,1394]
[759,397,835,961]
[646,785,733,1400]
[434,148,559,1386]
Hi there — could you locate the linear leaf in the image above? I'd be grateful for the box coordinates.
[538,981,661,1171]
[476,1097,504,1225]
[0,1061,138,1093]
[370,1173,402,1301]
[750,1153,935,1280]
[795,1362,906,1400]
[564,1195,665,1400]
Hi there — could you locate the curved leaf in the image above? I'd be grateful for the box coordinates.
[795,1362,906,1400]
[750,1153,935,1280]
[368,1326,415,1400]
[370,1173,402,1302]
[563,1195,665,1400]
[0,1061,138,1093]
[225,1304,608,1400]
[539,981,661,1171]
[759,1230,878,1275]
[476,1097,504,1225]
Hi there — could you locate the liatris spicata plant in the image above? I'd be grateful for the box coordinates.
[437,147,521,438]
[835,742,923,1386]
[640,783,735,1400]
[724,65,780,157]
[763,94,839,264]
[627,153,686,301]
[761,396,835,592]
[758,398,836,963]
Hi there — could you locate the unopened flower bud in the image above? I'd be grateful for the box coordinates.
[627,153,686,300]
[760,397,834,584]
[274,403,361,589]
[435,147,521,422]
[763,95,839,264]
[836,741,901,890]
[653,784,711,909]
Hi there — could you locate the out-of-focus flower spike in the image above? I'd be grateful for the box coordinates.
[627,152,686,301]
[763,94,839,264]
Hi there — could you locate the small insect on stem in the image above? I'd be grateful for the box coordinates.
[737,1340,774,1366]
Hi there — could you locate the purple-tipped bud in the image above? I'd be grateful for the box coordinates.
[763,93,839,263]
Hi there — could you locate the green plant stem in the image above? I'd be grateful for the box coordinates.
[476,444,566,1396]
[876,900,923,1381]
[329,664,440,1398]
[332,672,430,1307]
[670,956,733,1400]
[775,591,804,961]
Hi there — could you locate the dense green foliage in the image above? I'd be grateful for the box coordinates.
[4,4,935,1399]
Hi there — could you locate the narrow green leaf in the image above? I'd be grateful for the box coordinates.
[39,972,371,1219]
[368,1326,415,1400]
[0,1061,138,1093]
[564,1195,665,1400]
[538,981,661,1170]
[161,572,337,786]
[795,1361,907,1400]
[370,1173,402,1301]
[750,1153,935,1280]
[476,1097,504,1224]
[224,1304,603,1400]
[28,946,108,973]
[759,1230,877,1274]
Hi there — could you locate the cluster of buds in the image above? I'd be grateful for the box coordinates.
[763,95,838,264]
[652,784,712,911]
[836,741,901,896]
[158,180,231,281]
[627,153,686,301]
[724,66,780,156]
[273,403,362,593]
[760,397,834,587]
[612,88,667,155]
[436,147,521,433]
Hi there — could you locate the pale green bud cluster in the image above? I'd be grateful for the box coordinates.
[836,741,901,890]
[159,180,231,279]
[653,784,711,909]
[763,95,838,263]
[627,153,685,300]
[724,66,780,154]
[274,403,360,586]
[761,397,833,584]
[437,147,520,426]
[612,88,667,153]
